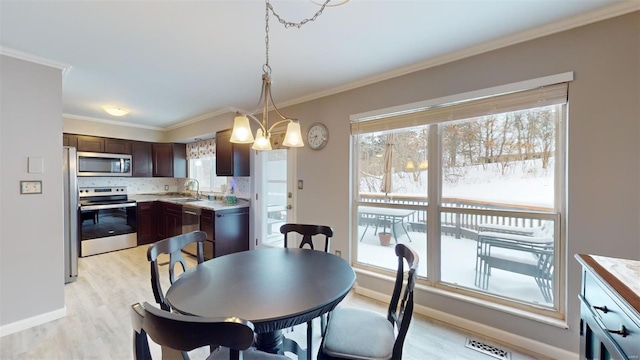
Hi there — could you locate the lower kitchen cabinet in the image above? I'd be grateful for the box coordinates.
[200,207,249,260]
[137,201,157,245]
[156,202,182,240]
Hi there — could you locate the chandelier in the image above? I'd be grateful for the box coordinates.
[230,0,332,151]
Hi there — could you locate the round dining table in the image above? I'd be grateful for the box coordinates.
[165,247,356,356]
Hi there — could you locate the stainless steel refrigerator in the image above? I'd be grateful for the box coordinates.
[63,146,79,283]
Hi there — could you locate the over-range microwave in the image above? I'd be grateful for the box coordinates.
[77,151,132,177]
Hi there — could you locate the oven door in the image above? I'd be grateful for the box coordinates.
[79,202,137,257]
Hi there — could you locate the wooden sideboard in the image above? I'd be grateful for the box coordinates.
[575,254,640,360]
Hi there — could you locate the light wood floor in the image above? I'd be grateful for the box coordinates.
[0,245,541,359]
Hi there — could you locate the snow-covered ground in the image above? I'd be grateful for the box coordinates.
[363,159,555,208]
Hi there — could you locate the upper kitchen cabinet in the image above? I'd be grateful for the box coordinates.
[152,143,186,178]
[73,135,131,154]
[132,141,153,177]
[216,129,250,176]
[63,133,77,147]
[76,135,105,152]
[104,138,131,154]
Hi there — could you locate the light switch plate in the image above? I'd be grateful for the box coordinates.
[28,157,44,173]
[20,180,42,194]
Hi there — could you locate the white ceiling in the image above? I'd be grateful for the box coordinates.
[1,0,636,130]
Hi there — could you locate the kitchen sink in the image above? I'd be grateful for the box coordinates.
[171,198,201,203]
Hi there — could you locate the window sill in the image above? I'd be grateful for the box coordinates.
[353,267,569,329]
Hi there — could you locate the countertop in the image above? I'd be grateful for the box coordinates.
[575,254,640,314]
[129,194,250,211]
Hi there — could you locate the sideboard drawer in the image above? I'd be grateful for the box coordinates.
[582,270,640,359]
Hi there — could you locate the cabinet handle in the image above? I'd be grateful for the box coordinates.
[216,213,247,217]
[593,305,609,313]
[606,325,628,337]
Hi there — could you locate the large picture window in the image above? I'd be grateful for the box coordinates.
[352,79,568,316]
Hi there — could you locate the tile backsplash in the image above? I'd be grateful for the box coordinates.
[77,177,182,194]
[77,176,252,198]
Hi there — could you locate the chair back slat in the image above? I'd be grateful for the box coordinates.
[280,223,333,253]
[147,231,207,311]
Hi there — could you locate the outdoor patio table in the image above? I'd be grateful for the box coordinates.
[359,205,416,243]
[165,247,356,359]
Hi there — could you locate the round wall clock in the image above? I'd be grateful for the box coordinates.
[306,122,329,150]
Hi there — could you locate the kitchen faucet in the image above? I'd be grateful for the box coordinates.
[184,178,200,199]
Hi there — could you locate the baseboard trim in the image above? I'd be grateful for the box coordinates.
[354,286,578,360]
[0,307,67,337]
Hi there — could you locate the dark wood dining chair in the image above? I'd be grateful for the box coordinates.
[280,223,334,359]
[146,231,206,311]
[280,223,333,252]
[131,302,289,360]
[319,243,419,360]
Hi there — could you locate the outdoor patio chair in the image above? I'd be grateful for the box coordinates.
[475,222,555,302]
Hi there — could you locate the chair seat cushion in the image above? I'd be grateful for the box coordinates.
[322,307,395,360]
[208,346,290,360]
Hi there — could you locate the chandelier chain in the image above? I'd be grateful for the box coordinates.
[263,0,331,73]
[266,0,331,29]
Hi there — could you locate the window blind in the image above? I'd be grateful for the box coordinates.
[351,82,568,134]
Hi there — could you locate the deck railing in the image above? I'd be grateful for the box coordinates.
[359,193,553,238]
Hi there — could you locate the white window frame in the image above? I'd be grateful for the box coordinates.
[349,73,572,323]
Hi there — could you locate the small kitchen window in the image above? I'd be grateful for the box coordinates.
[187,138,227,192]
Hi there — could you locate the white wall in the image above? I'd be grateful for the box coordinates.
[0,55,65,328]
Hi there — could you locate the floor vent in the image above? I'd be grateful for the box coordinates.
[465,338,511,360]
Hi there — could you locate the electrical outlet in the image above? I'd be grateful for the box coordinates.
[164,185,169,191]
[335,250,341,258]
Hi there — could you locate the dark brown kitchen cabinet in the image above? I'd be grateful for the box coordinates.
[137,201,157,245]
[156,202,182,240]
[200,210,215,260]
[152,143,187,178]
[63,133,77,147]
[200,207,249,260]
[77,135,105,152]
[131,141,153,177]
[215,129,250,176]
[104,138,131,154]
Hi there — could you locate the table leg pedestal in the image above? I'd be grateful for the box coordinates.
[256,329,308,359]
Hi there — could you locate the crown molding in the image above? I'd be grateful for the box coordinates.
[0,46,72,78]
[275,1,640,110]
[63,113,164,131]
[163,107,238,131]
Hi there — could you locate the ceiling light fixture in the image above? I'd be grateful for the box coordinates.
[102,106,130,117]
[230,0,333,151]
